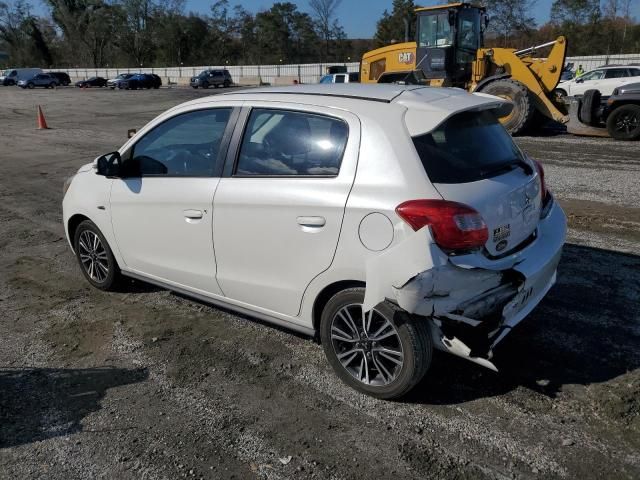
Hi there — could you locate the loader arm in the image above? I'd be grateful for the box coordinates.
[480,37,569,124]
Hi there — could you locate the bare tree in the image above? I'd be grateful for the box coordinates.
[308,0,341,62]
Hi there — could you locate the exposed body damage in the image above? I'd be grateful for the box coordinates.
[363,199,567,371]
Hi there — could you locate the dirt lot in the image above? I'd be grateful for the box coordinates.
[1,86,639,480]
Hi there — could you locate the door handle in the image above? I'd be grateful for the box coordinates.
[297,216,326,227]
[184,209,203,219]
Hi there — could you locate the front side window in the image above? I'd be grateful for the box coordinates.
[128,108,231,176]
[457,11,480,51]
[418,13,453,48]
[580,70,605,81]
[235,109,348,176]
[413,110,525,184]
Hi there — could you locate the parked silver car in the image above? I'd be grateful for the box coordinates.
[62,84,566,399]
[17,73,60,89]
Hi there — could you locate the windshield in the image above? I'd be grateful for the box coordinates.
[418,13,453,48]
[412,110,525,184]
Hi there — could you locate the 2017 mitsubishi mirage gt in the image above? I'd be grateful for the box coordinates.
[62,85,567,399]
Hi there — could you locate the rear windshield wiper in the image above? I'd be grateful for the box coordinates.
[480,158,533,178]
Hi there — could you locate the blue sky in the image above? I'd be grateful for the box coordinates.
[185,0,640,38]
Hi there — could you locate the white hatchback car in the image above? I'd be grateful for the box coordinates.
[556,65,640,97]
[63,84,567,399]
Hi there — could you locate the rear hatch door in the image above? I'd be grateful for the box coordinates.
[412,109,542,256]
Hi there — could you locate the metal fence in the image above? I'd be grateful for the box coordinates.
[48,54,640,84]
[564,53,640,71]
[53,62,362,84]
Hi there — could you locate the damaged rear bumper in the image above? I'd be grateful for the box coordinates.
[363,199,567,371]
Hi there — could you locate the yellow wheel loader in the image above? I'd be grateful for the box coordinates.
[361,3,569,135]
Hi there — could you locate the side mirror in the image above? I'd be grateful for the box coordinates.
[96,151,122,177]
[575,78,584,83]
[128,128,137,138]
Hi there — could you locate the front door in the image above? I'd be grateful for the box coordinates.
[212,106,359,316]
[110,107,235,295]
[571,69,605,95]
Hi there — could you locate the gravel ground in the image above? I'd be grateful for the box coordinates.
[1,86,639,480]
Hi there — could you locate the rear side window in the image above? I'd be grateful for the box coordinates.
[235,109,348,176]
[412,110,524,184]
[605,68,630,79]
[631,68,640,76]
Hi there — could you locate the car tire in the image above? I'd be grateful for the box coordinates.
[580,89,601,126]
[223,80,230,88]
[27,82,34,89]
[606,104,640,141]
[73,220,121,291]
[202,82,209,89]
[320,287,432,400]
[192,85,198,89]
[477,79,534,135]
[49,82,56,88]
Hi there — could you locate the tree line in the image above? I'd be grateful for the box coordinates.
[1,0,639,69]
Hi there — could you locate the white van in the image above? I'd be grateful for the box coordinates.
[1,68,43,86]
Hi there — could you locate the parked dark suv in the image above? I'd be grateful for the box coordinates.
[190,69,232,89]
[49,72,71,86]
[123,73,162,90]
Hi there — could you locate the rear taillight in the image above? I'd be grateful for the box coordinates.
[396,200,488,251]
[532,159,548,201]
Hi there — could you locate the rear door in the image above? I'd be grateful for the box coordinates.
[601,68,633,95]
[412,109,542,256]
[212,105,359,316]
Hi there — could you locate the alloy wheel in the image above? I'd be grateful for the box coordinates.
[615,112,639,133]
[330,304,404,386]
[78,230,110,283]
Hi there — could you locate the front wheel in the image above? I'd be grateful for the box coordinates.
[27,82,34,89]
[477,79,534,135]
[74,220,121,291]
[49,82,56,88]
[606,104,640,140]
[320,288,432,399]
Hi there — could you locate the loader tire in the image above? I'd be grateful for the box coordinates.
[580,89,601,126]
[478,79,534,135]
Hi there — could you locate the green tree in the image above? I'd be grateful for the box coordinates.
[374,0,416,47]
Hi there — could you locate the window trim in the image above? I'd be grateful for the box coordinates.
[122,106,240,178]
[224,106,350,179]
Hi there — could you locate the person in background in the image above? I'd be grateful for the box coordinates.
[576,65,584,77]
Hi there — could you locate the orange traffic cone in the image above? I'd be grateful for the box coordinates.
[37,105,49,129]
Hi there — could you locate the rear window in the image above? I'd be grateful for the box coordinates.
[412,110,524,184]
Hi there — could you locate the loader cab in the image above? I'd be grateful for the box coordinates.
[416,3,485,87]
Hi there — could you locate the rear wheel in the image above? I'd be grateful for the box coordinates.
[320,288,432,400]
[73,220,121,291]
[606,104,640,140]
[49,82,56,88]
[478,79,534,135]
